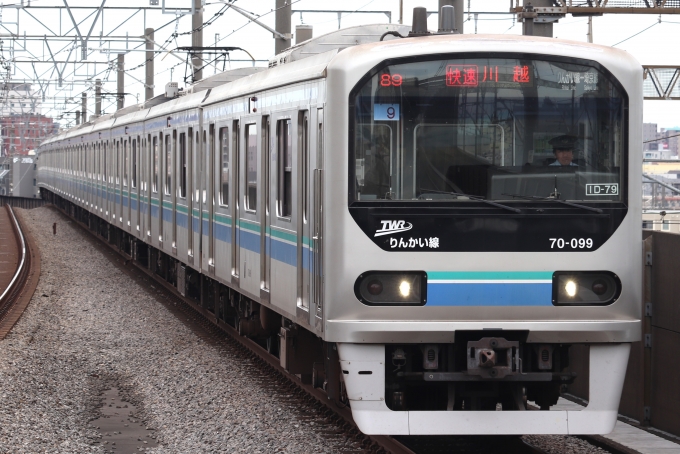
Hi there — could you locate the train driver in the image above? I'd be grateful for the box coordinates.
[548,135,579,167]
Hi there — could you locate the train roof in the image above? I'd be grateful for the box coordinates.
[40,23,412,147]
[39,28,642,149]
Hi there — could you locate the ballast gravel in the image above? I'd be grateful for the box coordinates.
[0,207,361,453]
[0,206,619,454]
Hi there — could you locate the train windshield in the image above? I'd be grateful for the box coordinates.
[351,56,627,203]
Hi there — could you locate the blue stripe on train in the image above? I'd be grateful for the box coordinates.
[426,283,553,306]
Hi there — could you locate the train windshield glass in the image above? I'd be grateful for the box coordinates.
[352,56,626,202]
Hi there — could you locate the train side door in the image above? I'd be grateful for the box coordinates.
[146,134,153,240]
[125,138,130,231]
[239,118,261,296]
[231,120,240,285]
[206,125,216,274]
[313,109,324,330]
[133,137,140,235]
[171,130,178,254]
[297,111,310,315]
[260,116,271,302]
[117,140,123,225]
[185,128,193,262]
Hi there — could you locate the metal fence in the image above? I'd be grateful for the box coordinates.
[0,196,45,209]
[568,231,680,437]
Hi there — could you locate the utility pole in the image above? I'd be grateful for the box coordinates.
[95,79,102,116]
[145,28,154,101]
[117,54,125,110]
[192,0,203,82]
[275,0,291,54]
[587,16,593,43]
[75,110,80,126]
[439,0,465,33]
[81,92,87,123]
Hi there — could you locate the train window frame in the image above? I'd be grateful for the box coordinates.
[276,118,293,219]
[193,130,199,203]
[164,134,172,196]
[103,142,107,183]
[201,129,208,204]
[141,137,146,191]
[123,139,129,187]
[132,138,138,189]
[179,132,187,199]
[219,126,229,207]
[347,51,630,207]
[116,141,120,185]
[152,136,159,193]
[299,111,309,224]
[245,123,258,213]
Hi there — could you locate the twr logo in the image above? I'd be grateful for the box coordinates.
[375,220,413,237]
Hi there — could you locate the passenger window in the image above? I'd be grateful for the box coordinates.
[277,119,292,218]
[153,137,158,193]
[116,142,120,185]
[165,135,172,196]
[219,127,229,206]
[123,140,128,186]
[201,130,207,204]
[300,113,309,223]
[132,139,137,188]
[179,133,187,198]
[245,124,257,212]
[103,143,107,182]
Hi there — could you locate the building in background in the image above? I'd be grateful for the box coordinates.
[643,123,680,160]
[0,114,57,156]
[0,83,42,117]
[0,156,39,198]
[0,83,57,157]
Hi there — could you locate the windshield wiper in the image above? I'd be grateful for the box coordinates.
[502,193,603,214]
[419,189,522,213]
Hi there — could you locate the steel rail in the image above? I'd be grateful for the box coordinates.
[0,205,27,304]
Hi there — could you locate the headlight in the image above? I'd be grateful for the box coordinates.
[355,271,427,306]
[552,271,621,306]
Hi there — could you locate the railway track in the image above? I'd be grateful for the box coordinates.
[53,204,629,454]
[0,205,40,340]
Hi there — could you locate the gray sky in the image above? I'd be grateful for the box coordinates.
[13,0,680,128]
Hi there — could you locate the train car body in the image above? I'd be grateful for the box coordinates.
[38,23,642,436]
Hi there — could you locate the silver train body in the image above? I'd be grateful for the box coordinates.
[38,30,642,435]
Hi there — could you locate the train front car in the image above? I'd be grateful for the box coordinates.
[324,34,641,435]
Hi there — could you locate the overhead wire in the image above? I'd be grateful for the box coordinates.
[611,20,660,46]
[644,133,680,143]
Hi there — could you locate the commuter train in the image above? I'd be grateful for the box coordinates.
[37,10,642,436]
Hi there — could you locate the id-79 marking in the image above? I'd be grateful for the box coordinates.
[586,183,618,196]
[550,238,593,249]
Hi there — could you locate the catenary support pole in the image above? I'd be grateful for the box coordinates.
[439,0,465,33]
[523,0,553,37]
[295,25,312,44]
[95,79,102,116]
[145,28,154,101]
[81,92,87,123]
[117,54,125,110]
[192,0,203,82]
[275,0,291,54]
